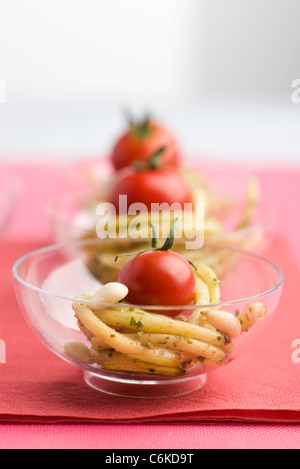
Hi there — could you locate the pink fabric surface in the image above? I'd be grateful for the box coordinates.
[1,161,65,243]
[0,160,300,448]
[1,423,300,449]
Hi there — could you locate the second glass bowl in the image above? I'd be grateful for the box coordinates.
[48,159,273,253]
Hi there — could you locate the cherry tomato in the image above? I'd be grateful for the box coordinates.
[117,249,196,316]
[109,165,193,214]
[111,118,180,171]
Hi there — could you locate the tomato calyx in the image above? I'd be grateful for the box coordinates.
[115,219,197,271]
[126,112,152,140]
[132,145,166,171]
[114,219,177,263]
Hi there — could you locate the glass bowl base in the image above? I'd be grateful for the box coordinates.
[83,370,207,399]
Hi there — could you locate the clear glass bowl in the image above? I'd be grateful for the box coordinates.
[12,238,283,398]
[50,157,274,253]
[0,170,21,235]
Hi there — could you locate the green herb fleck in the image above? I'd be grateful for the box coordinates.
[130,316,144,328]
[130,317,137,326]
[136,331,144,339]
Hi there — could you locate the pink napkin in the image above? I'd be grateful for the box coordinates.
[0,234,298,424]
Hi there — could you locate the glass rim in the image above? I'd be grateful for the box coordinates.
[46,190,102,232]
[12,237,284,311]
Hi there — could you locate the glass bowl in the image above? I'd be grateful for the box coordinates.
[50,157,274,253]
[0,170,21,235]
[12,238,283,399]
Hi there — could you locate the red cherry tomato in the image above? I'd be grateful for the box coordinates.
[117,249,196,316]
[109,165,193,214]
[111,120,180,171]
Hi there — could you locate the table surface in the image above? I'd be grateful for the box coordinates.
[0,160,299,450]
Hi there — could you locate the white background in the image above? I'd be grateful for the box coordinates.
[1,0,300,165]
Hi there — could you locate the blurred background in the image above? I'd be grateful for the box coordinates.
[1,0,300,166]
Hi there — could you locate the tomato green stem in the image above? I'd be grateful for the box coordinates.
[187,260,198,271]
[126,112,152,139]
[148,146,166,169]
[133,146,166,171]
[115,218,178,262]
[160,218,177,250]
